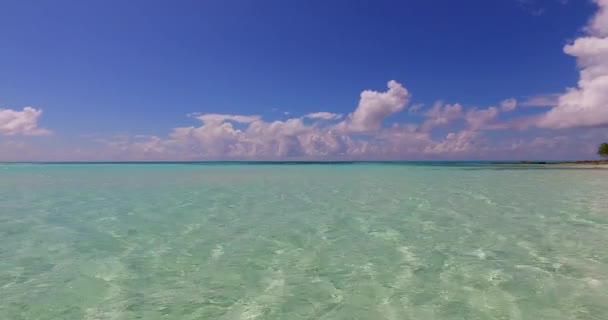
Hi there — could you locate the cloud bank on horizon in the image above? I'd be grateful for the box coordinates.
[1,0,608,161]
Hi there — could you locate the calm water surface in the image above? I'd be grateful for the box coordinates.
[1,163,607,319]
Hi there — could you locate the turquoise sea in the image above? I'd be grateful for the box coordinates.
[1,162,607,319]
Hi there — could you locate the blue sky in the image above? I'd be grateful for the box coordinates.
[1,0,607,160]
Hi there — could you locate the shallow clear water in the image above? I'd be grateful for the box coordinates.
[1,163,607,319]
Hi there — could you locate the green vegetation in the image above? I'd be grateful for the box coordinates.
[598,142,608,159]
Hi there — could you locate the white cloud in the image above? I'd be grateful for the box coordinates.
[538,0,608,128]
[421,102,463,132]
[304,112,343,120]
[340,80,411,132]
[0,107,51,136]
[424,131,480,155]
[166,114,350,158]
[95,80,503,160]
[86,80,562,160]
[419,99,515,132]
[157,81,416,159]
[132,136,167,154]
[466,106,501,130]
[425,102,464,119]
[194,114,262,124]
[589,0,608,37]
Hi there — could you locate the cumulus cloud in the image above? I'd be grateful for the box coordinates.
[83,74,587,161]
[340,80,411,132]
[421,102,463,131]
[0,107,51,136]
[425,102,464,120]
[538,0,608,128]
[466,106,502,130]
[145,81,413,159]
[93,80,497,160]
[420,98,516,132]
[194,114,262,124]
[166,114,352,158]
[108,82,535,160]
[464,100,516,131]
[99,134,171,159]
[158,81,418,159]
[424,131,480,155]
[588,0,608,36]
[304,112,343,120]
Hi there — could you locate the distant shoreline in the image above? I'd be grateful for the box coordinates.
[2,160,608,166]
[493,160,608,165]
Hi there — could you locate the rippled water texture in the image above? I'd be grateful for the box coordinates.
[1,163,607,319]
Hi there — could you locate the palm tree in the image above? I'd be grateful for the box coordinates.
[598,143,608,159]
